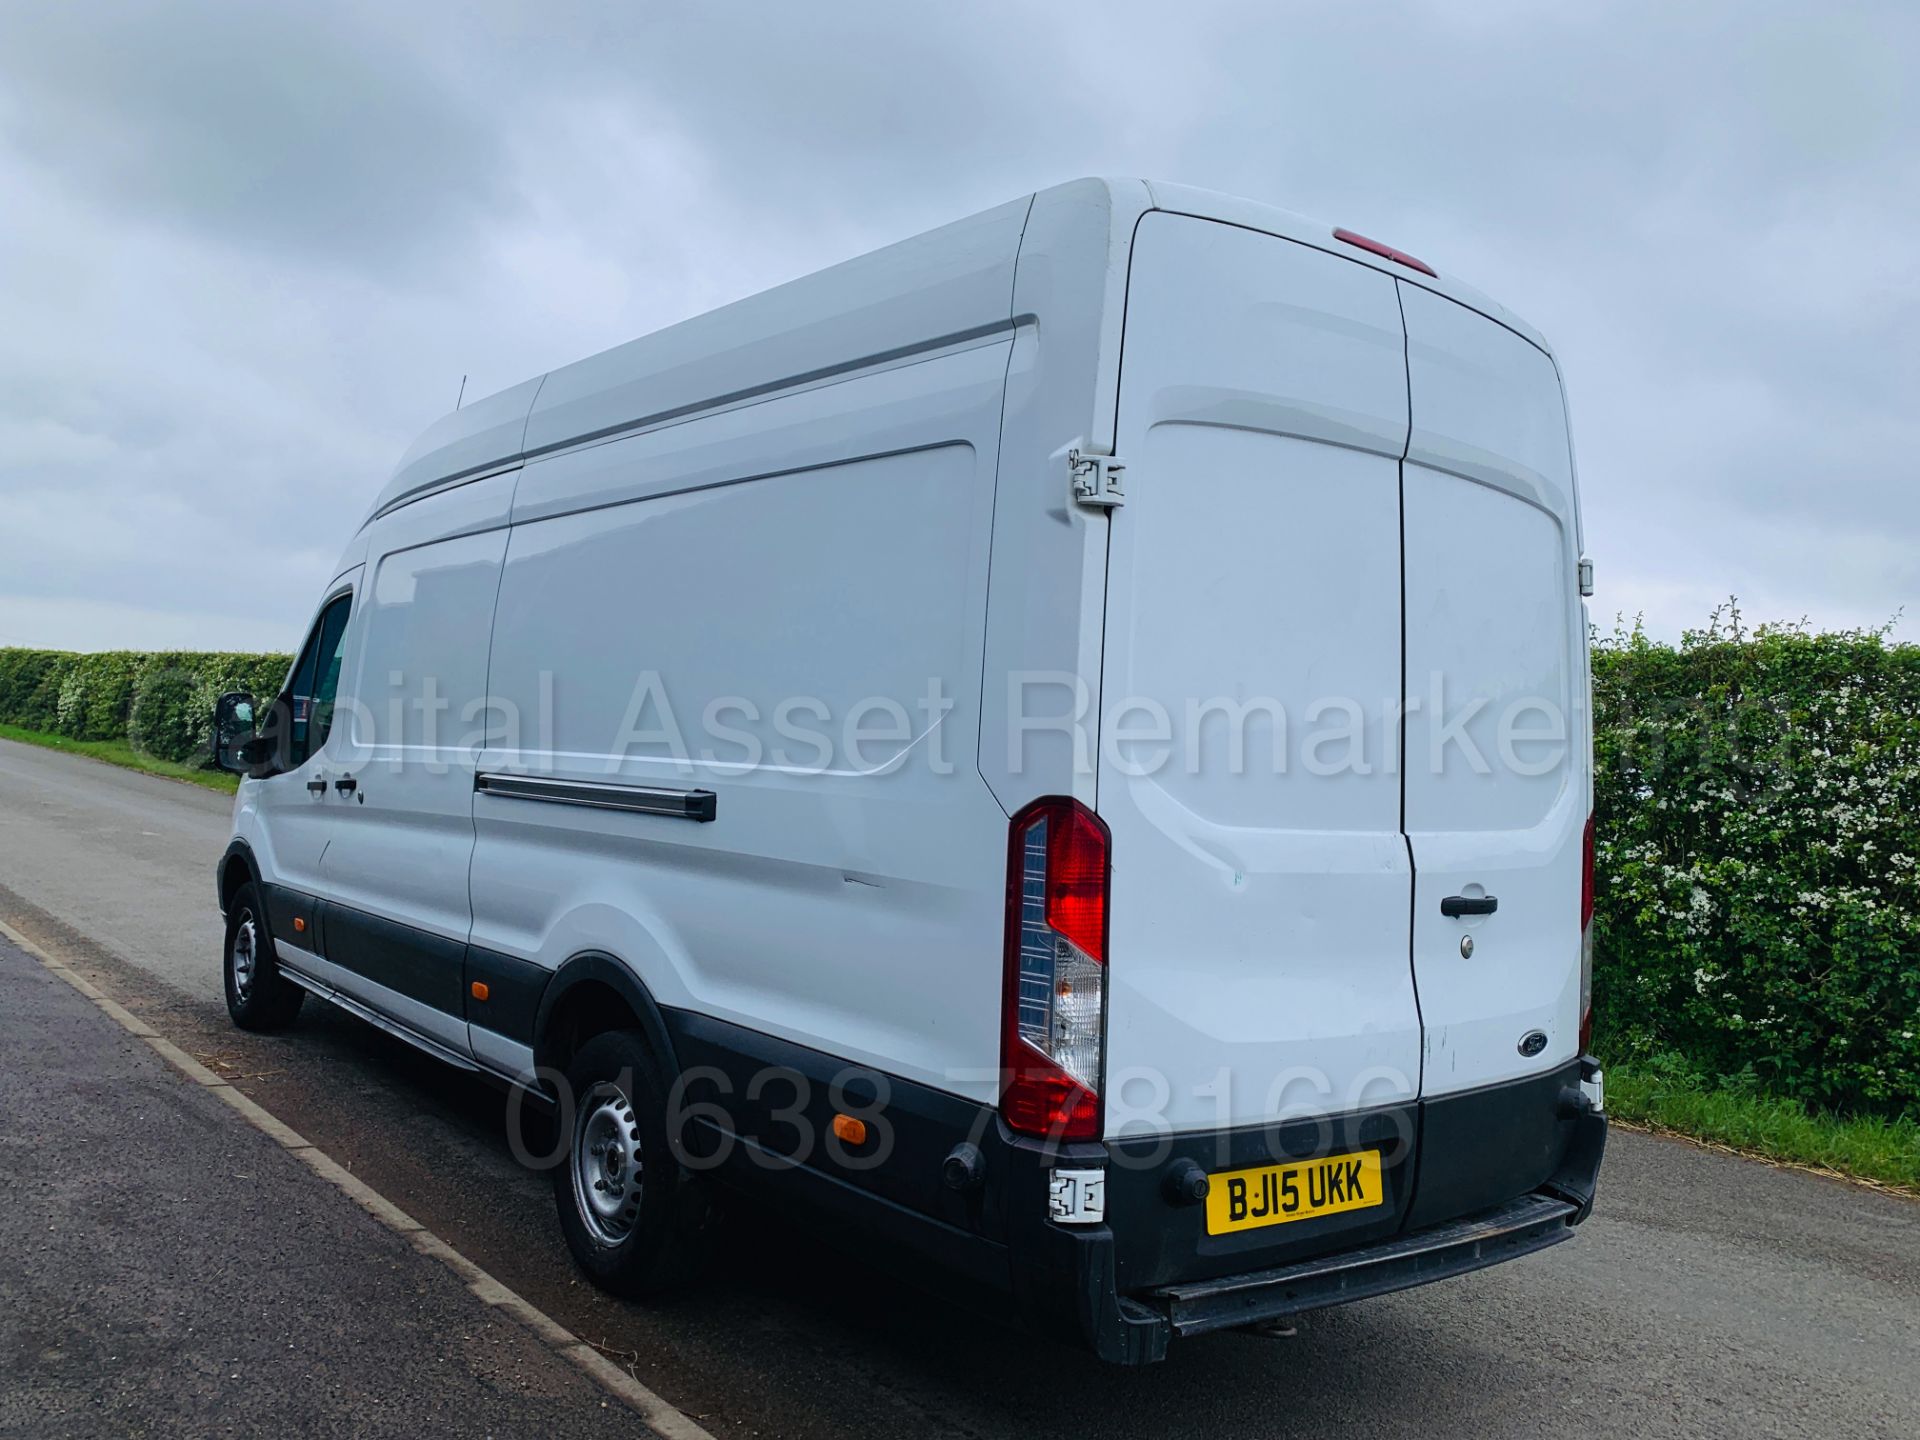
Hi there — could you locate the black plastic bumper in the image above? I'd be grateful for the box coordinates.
[660,1008,1609,1367]
[1030,1062,1610,1364]
[1152,1190,1578,1338]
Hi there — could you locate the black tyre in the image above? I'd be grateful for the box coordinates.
[554,1029,711,1296]
[223,881,305,1031]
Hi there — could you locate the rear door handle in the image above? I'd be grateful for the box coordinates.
[334,776,356,794]
[1440,894,1497,917]
[306,778,327,795]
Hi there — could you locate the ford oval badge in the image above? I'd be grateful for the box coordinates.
[1518,1030,1549,1058]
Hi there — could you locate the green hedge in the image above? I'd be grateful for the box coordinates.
[0,648,292,765]
[56,650,145,740]
[0,649,77,732]
[1592,610,1920,1119]
[127,653,297,763]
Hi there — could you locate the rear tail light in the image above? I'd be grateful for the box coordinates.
[1579,812,1596,1053]
[1002,797,1109,1141]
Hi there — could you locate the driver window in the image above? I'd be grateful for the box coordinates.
[286,592,352,768]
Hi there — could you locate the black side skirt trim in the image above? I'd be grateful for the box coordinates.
[464,945,549,1046]
[317,900,465,1018]
[260,882,317,954]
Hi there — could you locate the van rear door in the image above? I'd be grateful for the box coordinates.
[1097,213,1420,1134]
[1398,284,1587,1096]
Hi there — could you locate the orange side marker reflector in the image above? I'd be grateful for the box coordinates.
[832,1114,867,1145]
[292,917,306,933]
[470,981,490,1002]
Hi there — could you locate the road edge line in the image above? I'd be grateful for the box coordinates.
[0,916,717,1440]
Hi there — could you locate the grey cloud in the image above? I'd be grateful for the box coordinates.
[0,2,516,280]
[0,1,1915,651]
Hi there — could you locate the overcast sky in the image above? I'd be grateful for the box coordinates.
[1,1,1914,654]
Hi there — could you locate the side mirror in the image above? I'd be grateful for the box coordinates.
[212,691,257,775]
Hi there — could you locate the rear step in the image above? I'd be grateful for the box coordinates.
[1150,1192,1578,1338]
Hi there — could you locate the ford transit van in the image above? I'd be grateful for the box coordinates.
[213,178,1605,1363]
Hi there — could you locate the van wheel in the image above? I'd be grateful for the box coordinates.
[223,882,304,1031]
[555,1030,710,1296]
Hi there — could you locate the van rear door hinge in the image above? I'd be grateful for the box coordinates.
[1069,450,1126,510]
[1577,556,1594,597]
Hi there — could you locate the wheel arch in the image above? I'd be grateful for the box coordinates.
[217,840,261,917]
[532,951,680,1084]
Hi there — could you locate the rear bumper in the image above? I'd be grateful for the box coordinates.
[667,1009,1607,1365]
[1154,1190,1579,1339]
[1002,1057,1609,1364]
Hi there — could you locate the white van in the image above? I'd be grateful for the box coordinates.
[213,178,1605,1363]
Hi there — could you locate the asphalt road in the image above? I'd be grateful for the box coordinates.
[2,735,1917,1438]
[0,931,644,1440]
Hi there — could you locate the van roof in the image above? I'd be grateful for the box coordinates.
[368,178,1551,524]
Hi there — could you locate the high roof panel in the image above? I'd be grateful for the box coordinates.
[365,178,1549,526]
[365,191,1037,523]
[523,193,1034,458]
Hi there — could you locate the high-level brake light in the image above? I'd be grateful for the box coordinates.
[1002,797,1110,1141]
[1332,226,1437,278]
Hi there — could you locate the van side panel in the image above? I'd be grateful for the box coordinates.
[978,179,1152,812]
[471,341,1014,1103]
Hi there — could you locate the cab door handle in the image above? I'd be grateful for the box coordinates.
[334,776,357,794]
[306,778,327,795]
[1440,894,1497,917]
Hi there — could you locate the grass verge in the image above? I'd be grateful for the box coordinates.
[0,722,238,794]
[1605,1057,1920,1193]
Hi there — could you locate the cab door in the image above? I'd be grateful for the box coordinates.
[316,476,514,1062]
[1398,283,1588,1097]
[250,575,358,960]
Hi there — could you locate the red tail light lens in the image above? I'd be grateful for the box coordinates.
[1002,797,1109,1141]
[1043,802,1108,961]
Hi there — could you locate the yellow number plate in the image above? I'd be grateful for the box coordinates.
[1205,1149,1385,1236]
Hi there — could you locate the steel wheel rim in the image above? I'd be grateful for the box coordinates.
[232,911,258,1002]
[571,1080,643,1245]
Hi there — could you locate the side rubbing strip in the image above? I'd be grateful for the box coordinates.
[475,772,717,822]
